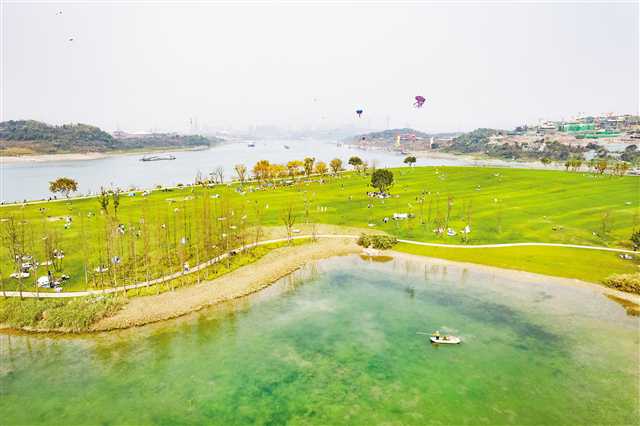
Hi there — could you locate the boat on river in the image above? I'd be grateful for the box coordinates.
[140,155,176,162]
[418,331,461,344]
[430,335,461,344]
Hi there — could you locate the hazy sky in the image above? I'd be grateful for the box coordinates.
[2,1,638,133]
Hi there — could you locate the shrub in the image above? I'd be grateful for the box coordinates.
[357,234,398,250]
[631,230,640,250]
[0,296,125,332]
[602,273,640,295]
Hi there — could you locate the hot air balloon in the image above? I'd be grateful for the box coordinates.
[414,96,426,108]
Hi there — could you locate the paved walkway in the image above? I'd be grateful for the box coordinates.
[2,234,635,298]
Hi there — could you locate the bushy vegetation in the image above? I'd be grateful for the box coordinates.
[0,120,220,155]
[357,234,398,250]
[447,129,587,161]
[353,128,431,141]
[603,273,640,294]
[447,128,503,153]
[0,295,125,331]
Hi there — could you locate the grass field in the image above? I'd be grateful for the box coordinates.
[1,166,638,291]
[394,243,637,283]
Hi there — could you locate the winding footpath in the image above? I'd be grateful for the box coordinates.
[2,234,636,298]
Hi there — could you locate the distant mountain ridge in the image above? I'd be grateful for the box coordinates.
[0,120,221,156]
[347,128,460,142]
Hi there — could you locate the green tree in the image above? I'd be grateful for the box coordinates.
[48,177,78,197]
[540,157,552,167]
[252,160,271,181]
[595,159,608,175]
[348,156,363,172]
[370,169,394,193]
[403,156,417,167]
[315,161,328,176]
[303,157,315,177]
[329,158,343,175]
[286,160,303,176]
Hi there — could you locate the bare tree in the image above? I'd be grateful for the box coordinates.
[445,195,454,229]
[112,190,121,218]
[601,210,613,235]
[3,216,24,298]
[253,201,264,248]
[417,190,427,224]
[195,170,204,185]
[281,204,297,244]
[212,166,225,184]
[98,187,110,215]
[234,164,247,185]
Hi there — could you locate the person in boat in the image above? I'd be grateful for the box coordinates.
[432,331,441,340]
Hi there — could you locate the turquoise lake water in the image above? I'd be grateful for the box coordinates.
[1,255,638,425]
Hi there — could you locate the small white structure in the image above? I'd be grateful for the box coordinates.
[10,272,30,279]
[393,213,409,220]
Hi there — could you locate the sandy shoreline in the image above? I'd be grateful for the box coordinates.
[2,230,637,334]
[0,146,209,164]
[91,237,361,331]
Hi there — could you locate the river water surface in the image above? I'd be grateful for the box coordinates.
[1,140,517,203]
[1,255,638,425]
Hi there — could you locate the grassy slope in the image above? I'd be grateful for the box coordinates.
[1,167,638,290]
[395,243,637,283]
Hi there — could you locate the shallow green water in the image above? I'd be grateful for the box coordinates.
[1,255,638,425]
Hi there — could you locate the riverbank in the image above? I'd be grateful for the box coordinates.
[0,145,210,163]
[344,143,565,170]
[2,235,638,334]
[410,150,565,170]
[92,237,361,331]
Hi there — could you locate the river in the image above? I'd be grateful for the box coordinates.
[1,140,505,203]
[1,255,638,425]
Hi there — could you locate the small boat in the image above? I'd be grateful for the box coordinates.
[430,335,461,344]
[140,155,176,162]
[418,331,461,345]
[247,142,256,148]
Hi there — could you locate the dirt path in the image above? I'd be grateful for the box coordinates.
[92,237,359,331]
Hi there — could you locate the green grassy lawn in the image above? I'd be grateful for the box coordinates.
[394,243,639,283]
[1,166,638,291]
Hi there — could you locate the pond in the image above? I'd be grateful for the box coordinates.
[1,255,638,425]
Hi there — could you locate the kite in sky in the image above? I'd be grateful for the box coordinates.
[414,96,426,108]
[356,109,363,118]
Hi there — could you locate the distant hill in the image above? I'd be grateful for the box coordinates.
[0,120,222,156]
[348,128,432,141]
[445,128,505,153]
